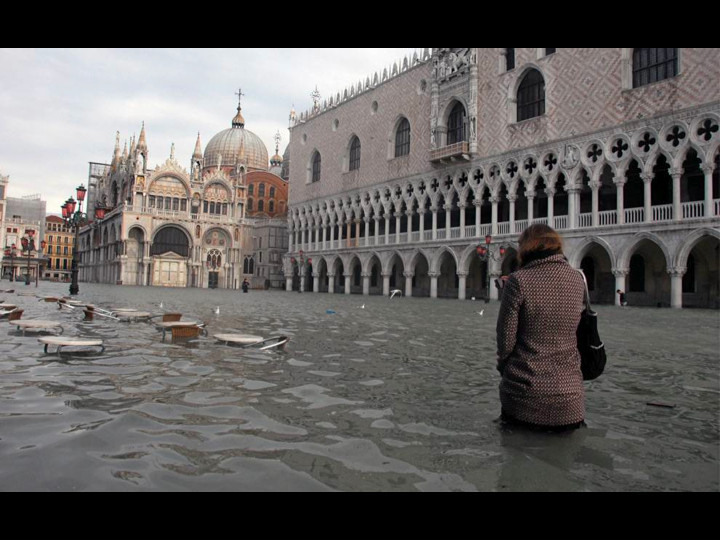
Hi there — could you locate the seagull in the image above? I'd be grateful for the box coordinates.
[477,310,484,316]
[471,297,475,301]
[360,304,365,309]
[215,306,220,315]
[390,289,402,299]
[159,301,164,309]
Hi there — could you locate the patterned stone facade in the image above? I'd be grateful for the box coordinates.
[286,48,720,308]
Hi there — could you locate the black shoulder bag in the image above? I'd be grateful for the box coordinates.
[577,271,607,380]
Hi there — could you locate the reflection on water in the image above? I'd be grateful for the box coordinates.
[0,283,718,491]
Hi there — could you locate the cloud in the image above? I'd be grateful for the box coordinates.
[0,48,420,212]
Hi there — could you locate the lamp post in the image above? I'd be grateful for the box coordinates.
[61,184,88,295]
[20,230,37,286]
[475,234,507,303]
[4,244,17,281]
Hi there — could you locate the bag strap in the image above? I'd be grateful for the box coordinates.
[577,269,593,312]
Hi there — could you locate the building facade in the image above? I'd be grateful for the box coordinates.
[44,215,74,281]
[1,190,47,283]
[78,97,289,289]
[286,48,720,308]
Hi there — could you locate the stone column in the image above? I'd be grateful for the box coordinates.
[431,206,438,240]
[489,269,502,301]
[406,210,414,240]
[404,271,413,297]
[490,196,499,235]
[669,267,685,309]
[286,276,293,291]
[671,169,682,221]
[288,224,294,252]
[508,194,517,233]
[429,271,440,298]
[567,188,577,229]
[590,181,600,227]
[364,217,370,246]
[354,220,361,248]
[299,267,306,293]
[457,271,467,300]
[395,213,402,244]
[526,194,535,223]
[703,164,715,217]
[321,221,327,250]
[474,200,481,237]
[614,177,626,225]
[344,273,352,295]
[613,269,628,306]
[362,272,370,295]
[328,272,335,294]
[444,204,452,239]
[374,216,381,246]
[346,221,352,248]
[459,203,466,237]
[329,220,335,249]
[313,272,320,294]
[418,209,425,241]
[642,173,652,223]
[382,273,391,296]
[384,214,390,246]
[546,188,555,227]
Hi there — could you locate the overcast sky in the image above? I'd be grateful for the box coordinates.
[0,48,420,215]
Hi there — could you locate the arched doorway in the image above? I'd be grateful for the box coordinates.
[368,255,382,295]
[127,227,145,286]
[437,250,458,298]
[151,226,190,287]
[202,228,231,289]
[577,243,614,304]
[681,234,720,308]
[626,239,670,306]
[412,253,431,297]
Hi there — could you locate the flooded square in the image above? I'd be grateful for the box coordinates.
[0,283,718,491]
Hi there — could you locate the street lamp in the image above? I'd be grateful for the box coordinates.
[475,234,507,303]
[20,229,37,286]
[4,244,17,281]
[62,184,89,295]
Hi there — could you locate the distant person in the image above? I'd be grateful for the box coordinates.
[496,224,586,432]
[616,289,627,306]
[242,278,249,293]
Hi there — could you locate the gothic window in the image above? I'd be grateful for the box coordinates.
[259,183,266,197]
[248,184,254,196]
[517,69,546,121]
[632,48,678,88]
[447,102,466,145]
[149,196,155,208]
[269,200,275,213]
[258,200,264,212]
[247,198,253,211]
[395,118,410,157]
[505,48,515,71]
[269,186,275,198]
[172,198,179,211]
[312,152,322,182]
[243,256,255,274]
[349,136,361,171]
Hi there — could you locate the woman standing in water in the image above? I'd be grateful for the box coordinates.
[496,224,587,432]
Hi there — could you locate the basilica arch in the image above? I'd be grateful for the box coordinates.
[150,225,191,287]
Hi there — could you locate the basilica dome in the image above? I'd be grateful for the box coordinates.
[204,103,269,172]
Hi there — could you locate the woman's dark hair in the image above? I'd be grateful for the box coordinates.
[517,224,564,267]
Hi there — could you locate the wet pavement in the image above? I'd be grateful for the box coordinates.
[0,282,718,491]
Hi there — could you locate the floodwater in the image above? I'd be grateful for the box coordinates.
[0,282,718,491]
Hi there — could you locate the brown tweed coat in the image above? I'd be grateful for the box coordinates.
[496,254,586,426]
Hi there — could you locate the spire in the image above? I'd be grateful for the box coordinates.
[193,132,202,159]
[122,140,128,160]
[270,130,283,166]
[130,134,136,155]
[137,121,147,151]
[170,142,175,161]
[232,88,245,128]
